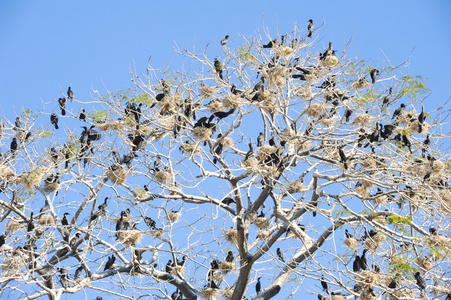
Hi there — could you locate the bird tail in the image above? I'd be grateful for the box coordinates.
[55,123,59,130]
[62,109,66,116]
[308,31,312,38]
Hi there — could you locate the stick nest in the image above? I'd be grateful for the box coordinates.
[241,157,259,172]
[428,235,451,248]
[165,211,181,223]
[417,256,433,271]
[225,228,238,244]
[193,127,213,141]
[223,289,234,299]
[296,85,313,100]
[257,145,276,160]
[207,100,224,112]
[150,228,164,237]
[106,165,128,185]
[154,170,173,184]
[97,120,127,131]
[221,137,234,148]
[253,217,269,229]
[390,288,418,300]
[321,55,338,67]
[218,261,235,273]
[38,215,54,226]
[257,230,270,240]
[43,180,60,193]
[201,287,218,299]
[5,219,21,233]
[305,103,326,118]
[223,94,243,109]
[287,179,306,194]
[20,167,48,188]
[118,230,143,247]
[353,113,374,126]
[364,233,385,250]
[200,86,217,98]
[344,237,358,248]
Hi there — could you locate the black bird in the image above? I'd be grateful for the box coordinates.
[244,141,254,160]
[24,131,32,141]
[79,108,86,121]
[69,232,81,247]
[0,234,5,248]
[171,290,179,300]
[87,125,101,142]
[276,248,285,262]
[429,227,437,235]
[414,271,426,290]
[369,122,379,143]
[144,216,157,229]
[382,87,393,108]
[344,109,353,122]
[226,251,234,263]
[214,58,223,80]
[418,105,425,133]
[353,255,360,272]
[104,255,116,271]
[359,249,368,270]
[27,212,35,232]
[58,98,66,115]
[61,212,70,226]
[15,117,22,131]
[392,103,406,119]
[220,35,230,46]
[388,280,397,289]
[345,229,354,239]
[257,132,264,147]
[338,146,347,169]
[402,133,412,153]
[221,197,235,205]
[74,266,83,280]
[51,113,59,129]
[115,211,126,238]
[307,19,314,37]
[262,39,277,48]
[380,124,394,139]
[422,134,430,157]
[60,274,69,289]
[67,86,74,102]
[209,108,235,122]
[166,260,173,273]
[10,138,18,155]
[320,276,328,293]
[370,69,379,84]
[177,255,187,267]
[256,277,261,294]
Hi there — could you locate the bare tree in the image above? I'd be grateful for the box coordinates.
[0,23,450,300]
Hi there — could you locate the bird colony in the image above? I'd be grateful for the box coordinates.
[0,21,449,300]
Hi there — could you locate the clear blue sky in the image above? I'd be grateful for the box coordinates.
[1,1,450,299]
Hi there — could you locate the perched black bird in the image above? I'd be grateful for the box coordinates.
[69,232,81,247]
[221,197,235,205]
[15,117,22,131]
[388,280,397,289]
[177,255,187,267]
[429,227,437,235]
[353,255,360,272]
[74,266,83,280]
[402,133,412,153]
[24,131,32,141]
[171,290,179,300]
[345,229,354,239]
[0,234,5,248]
[368,122,379,143]
[392,103,406,119]
[60,274,69,289]
[67,86,74,102]
[220,35,230,46]
[244,141,254,160]
[370,69,379,84]
[144,216,157,229]
[276,248,285,262]
[214,58,223,80]
[256,277,262,294]
[51,113,59,129]
[79,108,86,121]
[338,146,347,170]
[257,132,264,147]
[320,276,328,293]
[61,212,70,226]
[58,98,66,115]
[359,249,368,270]
[104,255,116,271]
[262,39,277,48]
[380,124,394,139]
[115,211,126,239]
[382,87,393,108]
[27,212,35,232]
[344,109,353,122]
[414,272,426,290]
[307,19,314,37]
[209,108,235,122]
[10,138,18,155]
[226,251,234,263]
[166,260,173,273]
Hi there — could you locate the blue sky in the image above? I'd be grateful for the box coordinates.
[1,1,451,299]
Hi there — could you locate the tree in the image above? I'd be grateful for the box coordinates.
[0,23,450,300]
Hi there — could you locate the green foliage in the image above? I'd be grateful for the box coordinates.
[235,45,256,62]
[87,109,111,123]
[399,74,430,100]
[390,259,415,277]
[387,215,412,225]
[64,141,79,158]
[35,128,52,139]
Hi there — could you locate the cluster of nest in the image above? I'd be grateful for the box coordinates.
[353,113,374,126]
[97,119,127,131]
[118,229,143,247]
[364,232,385,250]
[218,261,235,273]
[200,287,218,299]
[295,85,313,100]
[286,179,306,194]
[428,234,451,248]
[344,236,358,248]
[106,165,129,185]
[253,216,270,229]
[223,94,244,109]
[38,215,54,226]
[207,100,224,112]
[193,127,214,141]
[256,230,270,240]
[154,170,173,184]
[179,141,200,155]
[165,211,181,223]
[225,228,238,244]
[200,85,218,98]
[305,103,327,118]
[320,55,338,68]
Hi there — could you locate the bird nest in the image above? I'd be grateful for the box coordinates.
[38,215,54,226]
[280,128,296,142]
[20,167,48,189]
[297,140,312,151]
[253,217,269,229]
[357,270,379,287]
[257,145,276,161]
[221,137,234,148]
[0,165,15,179]
[223,94,243,109]
[428,235,451,248]
[373,215,387,225]
[364,233,385,250]
[320,116,337,127]
[225,228,238,244]
[223,289,234,299]
[200,86,217,98]
[154,170,173,184]
[417,256,433,271]
[2,255,25,273]
[257,230,270,240]
[267,66,288,88]
[407,120,429,134]
[296,85,313,100]
[353,113,374,126]
[193,127,213,141]
[432,160,445,174]
[321,55,338,67]
[361,158,376,169]
[210,270,222,281]
[5,219,22,233]
[287,179,306,194]
[438,190,451,213]
[352,79,371,90]
[374,194,388,205]
[118,230,143,247]
[218,261,235,273]
[43,180,60,193]
[357,179,375,188]
[97,120,127,131]
[344,237,358,248]
[165,211,181,223]
[207,100,224,112]
[257,99,277,115]
[106,165,128,185]
[150,228,164,238]
[201,287,218,299]
[241,157,259,172]
[276,45,294,56]
[356,186,370,197]
[330,293,345,300]
[170,264,185,275]
[389,288,418,300]
[180,141,200,155]
[159,98,181,115]
[360,289,376,300]
[305,103,326,118]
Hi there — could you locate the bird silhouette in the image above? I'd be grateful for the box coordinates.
[67,87,74,102]
[256,277,262,294]
[58,98,66,115]
[51,113,59,129]
[220,35,230,46]
[104,255,116,271]
[307,19,314,37]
